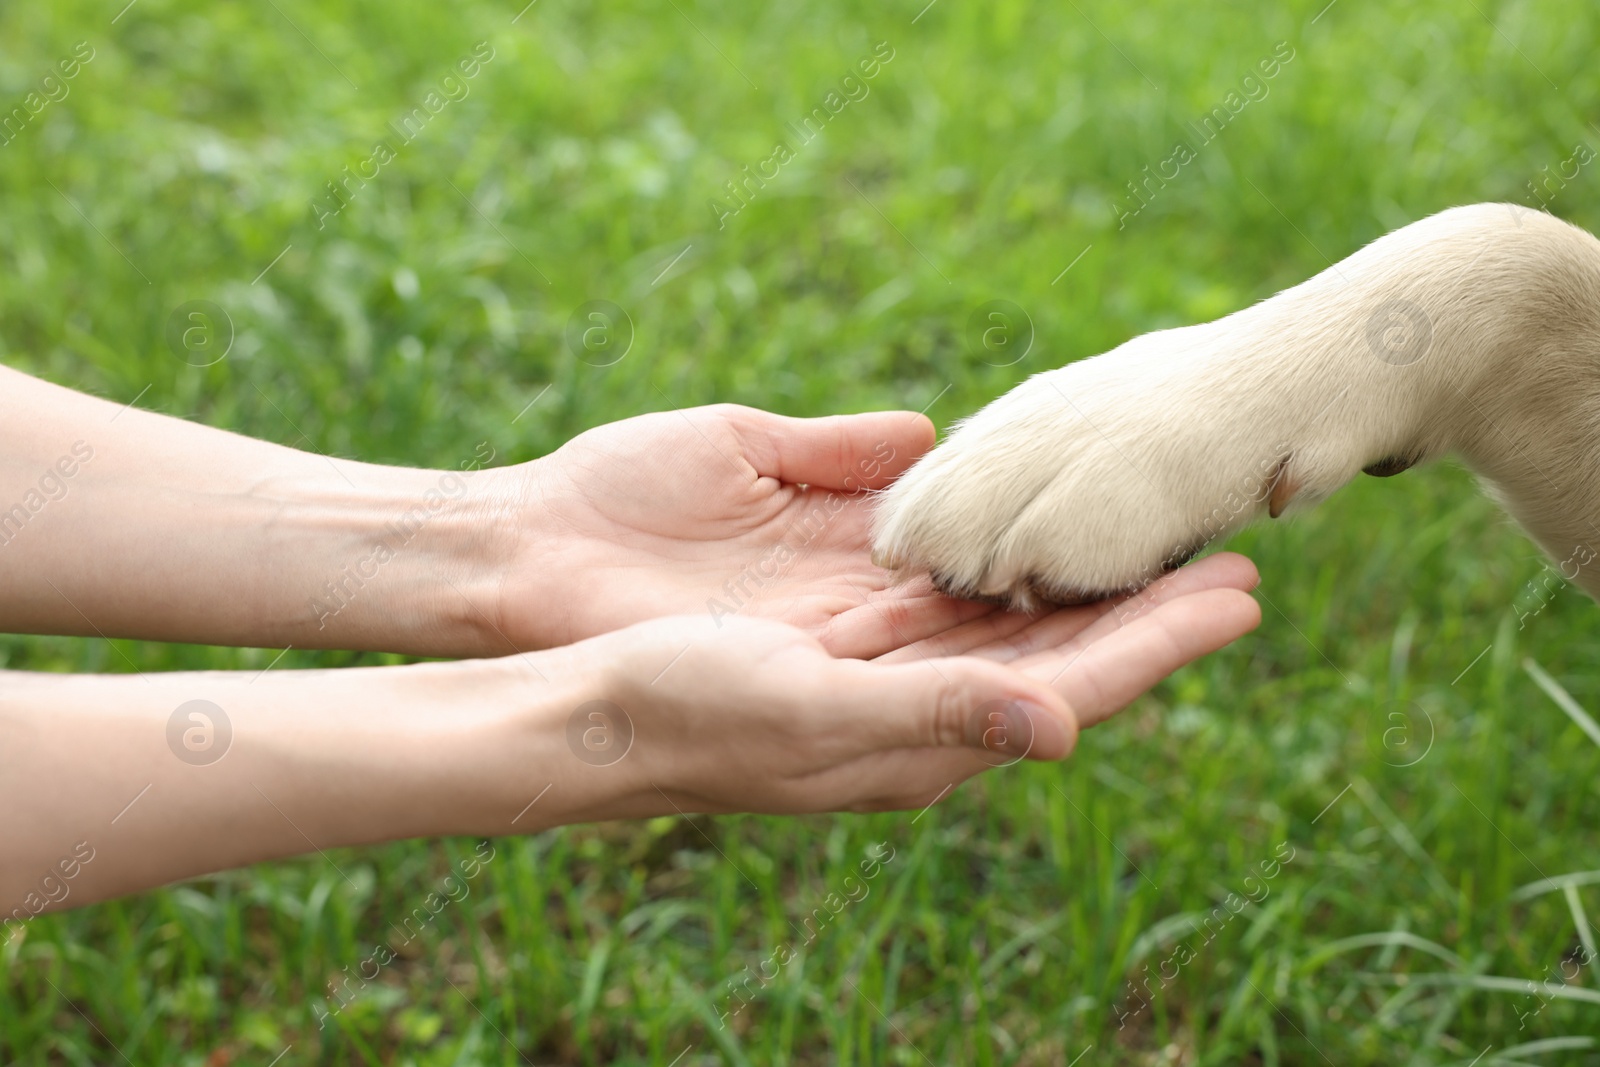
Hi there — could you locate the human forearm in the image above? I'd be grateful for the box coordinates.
[0,364,511,655]
[0,656,580,913]
[0,612,1057,917]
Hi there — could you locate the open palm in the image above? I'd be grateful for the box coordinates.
[546,550,1262,822]
[491,404,1003,655]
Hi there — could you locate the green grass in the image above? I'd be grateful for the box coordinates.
[3,0,1600,1062]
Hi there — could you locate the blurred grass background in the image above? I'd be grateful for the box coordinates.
[2,0,1599,1063]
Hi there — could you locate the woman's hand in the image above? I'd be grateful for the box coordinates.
[524,551,1261,824]
[3,553,1258,911]
[0,369,970,658]
[0,364,1256,673]
[484,404,995,657]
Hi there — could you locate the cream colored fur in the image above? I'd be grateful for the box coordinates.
[871,204,1600,610]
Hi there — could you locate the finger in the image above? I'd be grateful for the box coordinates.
[723,406,935,490]
[1001,551,1260,662]
[815,574,1000,659]
[839,655,1079,761]
[1009,563,1258,675]
[870,603,1040,664]
[873,551,1260,664]
[1022,588,1261,728]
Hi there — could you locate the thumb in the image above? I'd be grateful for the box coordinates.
[850,657,1079,762]
[723,406,935,490]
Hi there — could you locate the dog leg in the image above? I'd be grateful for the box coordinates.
[872,204,1600,609]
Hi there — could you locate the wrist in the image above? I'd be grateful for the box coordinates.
[271,461,520,657]
[466,453,582,653]
[451,643,626,835]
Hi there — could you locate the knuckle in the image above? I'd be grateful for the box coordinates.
[928,677,976,749]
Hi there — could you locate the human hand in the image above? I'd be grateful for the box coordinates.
[2,553,1257,910]
[521,552,1261,823]
[0,385,963,659]
[0,361,1253,670]
[482,404,998,656]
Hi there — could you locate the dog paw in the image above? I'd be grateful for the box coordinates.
[870,328,1377,610]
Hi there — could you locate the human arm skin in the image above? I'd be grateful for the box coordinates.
[0,363,503,655]
[0,553,1260,914]
[0,363,989,657]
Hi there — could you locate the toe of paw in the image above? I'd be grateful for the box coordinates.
[929,570,1013,606]
[1020,576,1112,608]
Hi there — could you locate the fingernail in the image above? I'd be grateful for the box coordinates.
[1016,700,1071,759]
